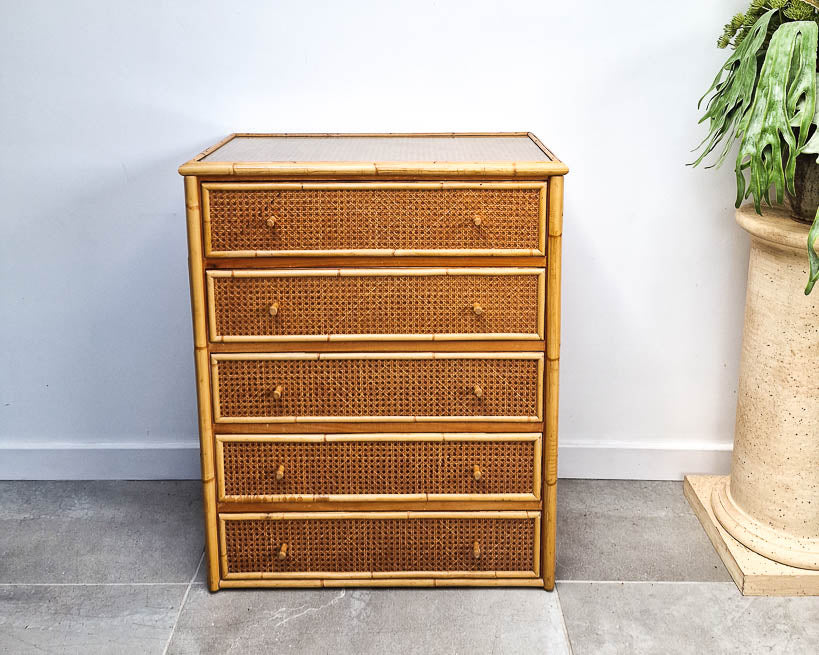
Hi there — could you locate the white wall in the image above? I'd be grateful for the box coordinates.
[0,0,749,480]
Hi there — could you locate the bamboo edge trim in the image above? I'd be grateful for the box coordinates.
[219,578,545,588]
[217,416,541,424]
[216,432,542,442]
[214,431,541,503]
[222,570,538,581]
[211,351,544,423]
[217,493,539,503]
[200,180,547,258]
[206,267,545,343]
[211,351,545,361]
[542,174,563,590]
[207,267,544,276]
[184,176,220,591]
[180,161,568,176]
[217,511,540,581]
[214,431,540,503]
[213,334,542,343]
[202,181,548,191]
[206,249,545,258]
[220,510,540,520]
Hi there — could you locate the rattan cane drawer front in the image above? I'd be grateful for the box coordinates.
[219,512,540,579]
[211,353,543,423]
[201,182,546,257]
[216,433,542,502]
[207,268,544,342]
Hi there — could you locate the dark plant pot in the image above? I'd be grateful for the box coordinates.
[789,154,819,224]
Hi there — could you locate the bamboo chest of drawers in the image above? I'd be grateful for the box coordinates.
[179,133,566,591]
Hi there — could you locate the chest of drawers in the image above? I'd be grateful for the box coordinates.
[179,133,566,591]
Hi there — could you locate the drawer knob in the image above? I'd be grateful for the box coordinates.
[473,541,481,559]
[276,464,285,480]
[473,464,483,481]
[272,385,283,400]
[471,302,484,316]
[473,216,483,227]
[269,301,280,317]
[278,543,288,560]
[266,216,277,228]
[473,384,483,399]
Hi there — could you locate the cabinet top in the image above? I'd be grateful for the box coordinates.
[178,133,567,178]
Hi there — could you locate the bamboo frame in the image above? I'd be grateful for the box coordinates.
[219,578,545,588]
[214,432,542,503]
[200,181,548,258]
[184,177,220,592]
[218,511,541,581]
[543,175,563,591]
[210,351,544,424]
[206,267,545,342]
[180,133,565,592]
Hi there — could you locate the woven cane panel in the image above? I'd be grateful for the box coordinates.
[222,516,536,574]
[205,187,541,253]
[214,357,540,420]
[211,273,539,339]
[221,439,536,497]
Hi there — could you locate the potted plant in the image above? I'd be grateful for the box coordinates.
[689,0,819,579]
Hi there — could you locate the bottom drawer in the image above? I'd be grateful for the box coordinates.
[219,511,540,580]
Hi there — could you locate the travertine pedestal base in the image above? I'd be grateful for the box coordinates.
[686,205,819,595]
[720,206,819,571]
[685,475,819,596]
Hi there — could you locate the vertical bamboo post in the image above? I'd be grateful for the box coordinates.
[185,176,220,591]
[543,175,563,591]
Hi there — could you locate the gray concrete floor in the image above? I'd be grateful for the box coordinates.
[0,480,816,654]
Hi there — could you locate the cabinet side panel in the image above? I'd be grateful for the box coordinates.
[185,175,220,591]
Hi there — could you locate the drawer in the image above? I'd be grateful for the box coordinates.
[219,511,540,579]
[207,268,545,342]
[211,352,543,423]
[201,182,546,257]
[215,433,542,502]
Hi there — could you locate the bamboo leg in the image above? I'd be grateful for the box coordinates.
[185,176,220,592]
[543,175,563,591]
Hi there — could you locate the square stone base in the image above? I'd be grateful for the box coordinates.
[684,475,819,596]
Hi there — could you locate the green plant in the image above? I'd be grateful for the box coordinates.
[693,0,819,294]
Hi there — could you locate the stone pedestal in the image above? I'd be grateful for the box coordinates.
[687,205,819,595]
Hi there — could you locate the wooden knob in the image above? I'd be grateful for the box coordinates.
[473,384,483,399]
[473,541,481,559]
[473,464,482,481]
[472,302,484,316]
[269,301,279,317]
[278,543,288,560]
[266,216,277,228]
[272,385,283,400]
[276,464,285,480]
[473,216,482,226]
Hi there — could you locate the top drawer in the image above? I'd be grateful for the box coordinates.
[201,182,547,257]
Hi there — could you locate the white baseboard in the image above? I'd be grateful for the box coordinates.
[558,440,733,480]
[0,442,202,480]
[0,439,733,481]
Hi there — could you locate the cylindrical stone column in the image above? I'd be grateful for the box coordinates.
[711,205,819,570]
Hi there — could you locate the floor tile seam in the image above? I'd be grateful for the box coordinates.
[0,582,192,587]
[555,580,737,585]
[553,586,575,655]
[162,551,204,655]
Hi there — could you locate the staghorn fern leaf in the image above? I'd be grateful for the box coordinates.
[807,208,819,293]
[734,20,817,212]
[692,10,775,169]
